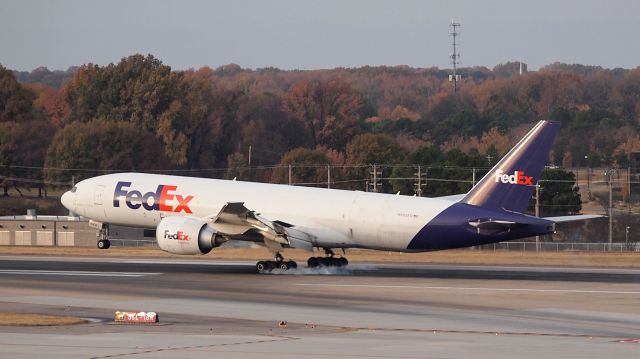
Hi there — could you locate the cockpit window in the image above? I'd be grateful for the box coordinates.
[70,186,77,193]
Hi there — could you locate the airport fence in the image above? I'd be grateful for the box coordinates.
[108,238,639,252]
[475,241,640,252]
[109,239,158,248]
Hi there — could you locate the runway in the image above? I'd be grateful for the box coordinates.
[1,255,639,358]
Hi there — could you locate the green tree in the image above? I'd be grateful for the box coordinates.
[44,120,168,183]
[62,55,201,167]
[345,134,406,192]
[271,148,330,186]
[531,168,582,216]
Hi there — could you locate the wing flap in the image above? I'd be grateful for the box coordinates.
[208,202,314,251]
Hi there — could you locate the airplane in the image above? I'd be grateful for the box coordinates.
[60,120,599,272]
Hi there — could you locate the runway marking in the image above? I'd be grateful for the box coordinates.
[0,270,161,277]
[118,260,252,266]
[296,283,640,295]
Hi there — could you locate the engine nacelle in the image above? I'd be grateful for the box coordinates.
[156,216,225,255]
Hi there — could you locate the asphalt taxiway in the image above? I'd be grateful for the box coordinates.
[0,255,638,358]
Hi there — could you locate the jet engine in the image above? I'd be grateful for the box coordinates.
[156,216,225,255]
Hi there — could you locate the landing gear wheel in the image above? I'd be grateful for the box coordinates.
[256,256,297,273]
[319,257,332,267]
[97,239,111,249]
[307,257,319,268]
[306,251,349,269]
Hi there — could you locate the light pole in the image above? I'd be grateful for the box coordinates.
[584,155,590,191]
[626,225,630,245]
[605,169,614,251]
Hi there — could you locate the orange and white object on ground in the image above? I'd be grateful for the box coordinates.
[114,311,158,324]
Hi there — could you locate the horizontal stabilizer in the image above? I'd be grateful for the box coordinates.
[435,194,466,202]
[545,214,604,223]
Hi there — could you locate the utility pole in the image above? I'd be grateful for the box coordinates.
[370,165,382,193]
[248,145,252,167]
[69,176,76,217]
[327,165,331,189]
[472,167,476,187]
[449,20,462,93]
[414,165,426,196]
[288,164,292,186]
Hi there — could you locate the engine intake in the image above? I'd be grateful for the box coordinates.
[156,216,225,255]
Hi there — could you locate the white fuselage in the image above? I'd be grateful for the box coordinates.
[63,173,455,251]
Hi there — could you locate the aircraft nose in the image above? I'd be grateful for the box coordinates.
[61,190,73,211]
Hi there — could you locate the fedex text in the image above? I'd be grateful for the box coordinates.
[494,170,533,185]
[113,181,193,213]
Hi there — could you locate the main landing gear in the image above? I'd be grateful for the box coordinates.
[256,252,297,273]
[307,248,349,268]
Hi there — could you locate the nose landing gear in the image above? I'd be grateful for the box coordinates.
[97,239,111,249]
[96,224,111,249]
[256,252,297,273]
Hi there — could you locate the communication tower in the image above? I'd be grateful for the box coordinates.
[449,20,462,93]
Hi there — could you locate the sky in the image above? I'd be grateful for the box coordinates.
[1,0,639,72]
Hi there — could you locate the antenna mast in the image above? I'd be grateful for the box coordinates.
[449,19,461,93]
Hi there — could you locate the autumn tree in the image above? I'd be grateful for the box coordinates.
[0,120,55,195]
[284,78,363,150]
[0,66,52,195]
[0,64,37,122]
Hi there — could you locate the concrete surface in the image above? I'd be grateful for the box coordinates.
[0,255,638,358]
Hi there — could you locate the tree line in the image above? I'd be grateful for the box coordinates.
[3,54,636,214]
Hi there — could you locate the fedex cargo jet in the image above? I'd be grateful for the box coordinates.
[60,121,597,272]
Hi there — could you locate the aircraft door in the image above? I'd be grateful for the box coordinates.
[93,185,105,205]
[346,193,383,247]
[92,185,108,219]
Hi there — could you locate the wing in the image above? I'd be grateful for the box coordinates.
[206,202,314,252]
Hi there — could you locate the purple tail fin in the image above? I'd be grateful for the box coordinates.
[461,120,561,213]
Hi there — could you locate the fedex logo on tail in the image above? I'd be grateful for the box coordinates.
[494,169,534,185]
[113,181,194,213]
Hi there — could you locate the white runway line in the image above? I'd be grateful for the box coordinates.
[296,283,640,295]
[117,259,253,266]
[0,270,161,277]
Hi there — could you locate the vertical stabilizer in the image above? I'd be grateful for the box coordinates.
[461,121,560,213]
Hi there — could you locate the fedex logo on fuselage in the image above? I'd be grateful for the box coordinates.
[113,181,194,213]
[494,169,533,185]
